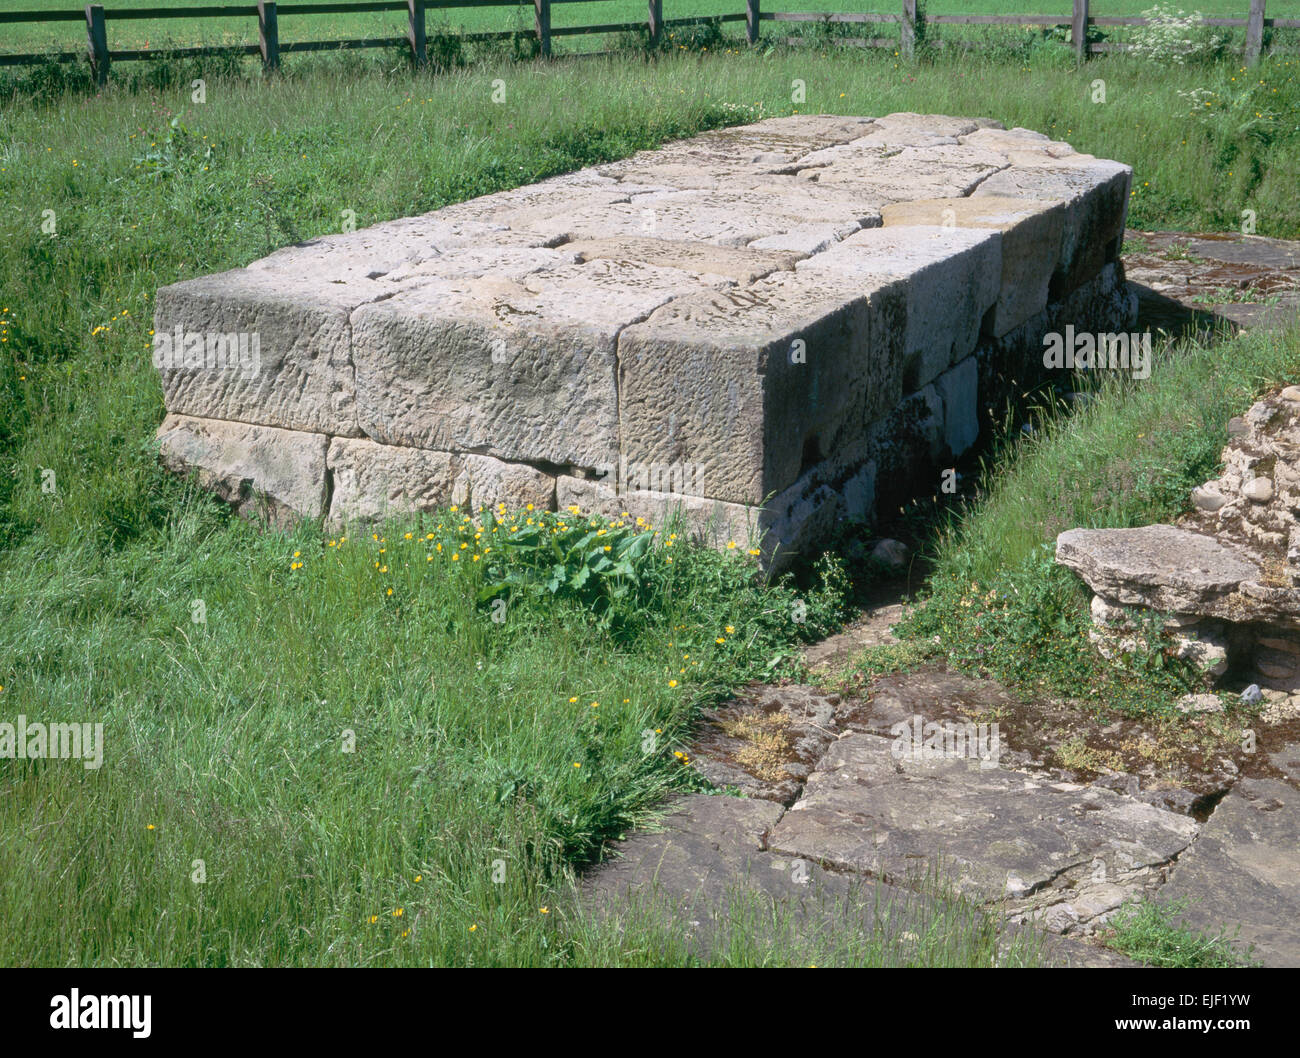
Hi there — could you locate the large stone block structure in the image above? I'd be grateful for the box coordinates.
[152,113,1135,565]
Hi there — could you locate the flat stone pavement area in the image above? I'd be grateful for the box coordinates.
[582,235,1300,966]
[1125,229,1300,335]
[583,655,1300,966]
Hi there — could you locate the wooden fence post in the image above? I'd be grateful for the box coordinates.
[85,4,109,88]
[1245,0,1266,64]
[901,0,916,58]
[746,0,760,45]
[648,0,663,46]
[1072,0,1089,62]
[535,0,551,57]
[258,1,280,71]
[408,0,427,66]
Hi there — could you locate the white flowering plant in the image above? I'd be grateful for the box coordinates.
[1129,5,1229,64]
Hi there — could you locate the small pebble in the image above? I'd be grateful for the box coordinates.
[1241,684,1263,705]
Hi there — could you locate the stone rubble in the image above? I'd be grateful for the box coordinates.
[1056,385,1300,695]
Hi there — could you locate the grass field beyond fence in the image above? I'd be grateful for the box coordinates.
[2,0,1299,59]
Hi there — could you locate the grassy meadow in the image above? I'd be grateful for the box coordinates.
[2,0,1300,58]
[1,37,1298,966]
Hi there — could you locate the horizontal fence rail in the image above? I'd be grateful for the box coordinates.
[0,1,1296,83]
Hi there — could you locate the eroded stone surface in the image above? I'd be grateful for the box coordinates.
[767,733,1198,910]
[1056,525,1264,618]
[617,269,907,505]
[688,685,842,804]
[1160,763,1300,967]
[881,196,1066,335]
[797,226,1000,392]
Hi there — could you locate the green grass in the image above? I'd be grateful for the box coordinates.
[1,42,1296,965]
[2,0,1299,75]
[3,0,1299,57]
[895,322,1300,714]
[1105,898,1258,966]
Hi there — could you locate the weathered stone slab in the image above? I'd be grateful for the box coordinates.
[243,216,543,282]
[873,112,986,138]
[881,196,1066,335]
[453,453,555,513]
[595,116,881,191]
[157,413,327,523]
[1055,525,1263,618]
[508,191,824,248]
[689,685,841,804]
[767,732,1199,905]
[798,225,1001,391]
[428,174,638,225]
[960,126,1078,161]
[325,439,556,524]
[580,792,1003,966]
[373,243,579,286]
[154,268,368,437]
[748,222,865,256]
[934,355,981,458]
[1160,768,1300,967]
[563,237,800,285]
[350,258,722,467]
[617,269,907,505]
[154,229,558,437]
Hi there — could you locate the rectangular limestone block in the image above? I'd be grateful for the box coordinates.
[617,269,907,506]
[242,216,544,283]
[959,126,1079,161]
[326,436,456,523]
[594,118,878,190]
[428,174,638,226]
[635,187,881,233]
[504,195,789,248]
[811,162,1001,204]
[880,196,1066,336]
[797,225,1001,392]
[748,223,865,256]
[452,454,556,514]
[873,112,986,138]
[153,269,368,436]
[157,413,327,523]
[349,258,725,468]
[972,157,1131,297]
[556,475,760,550]
[154,232,554,437]
[324,440,555,524]
[934,355,981,458]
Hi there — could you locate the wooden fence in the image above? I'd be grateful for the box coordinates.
[1,0,1297,86]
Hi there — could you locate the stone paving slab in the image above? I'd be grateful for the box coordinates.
[581,790,1137,966]
[766,732,1199,906]
[1152,743,1300,967]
